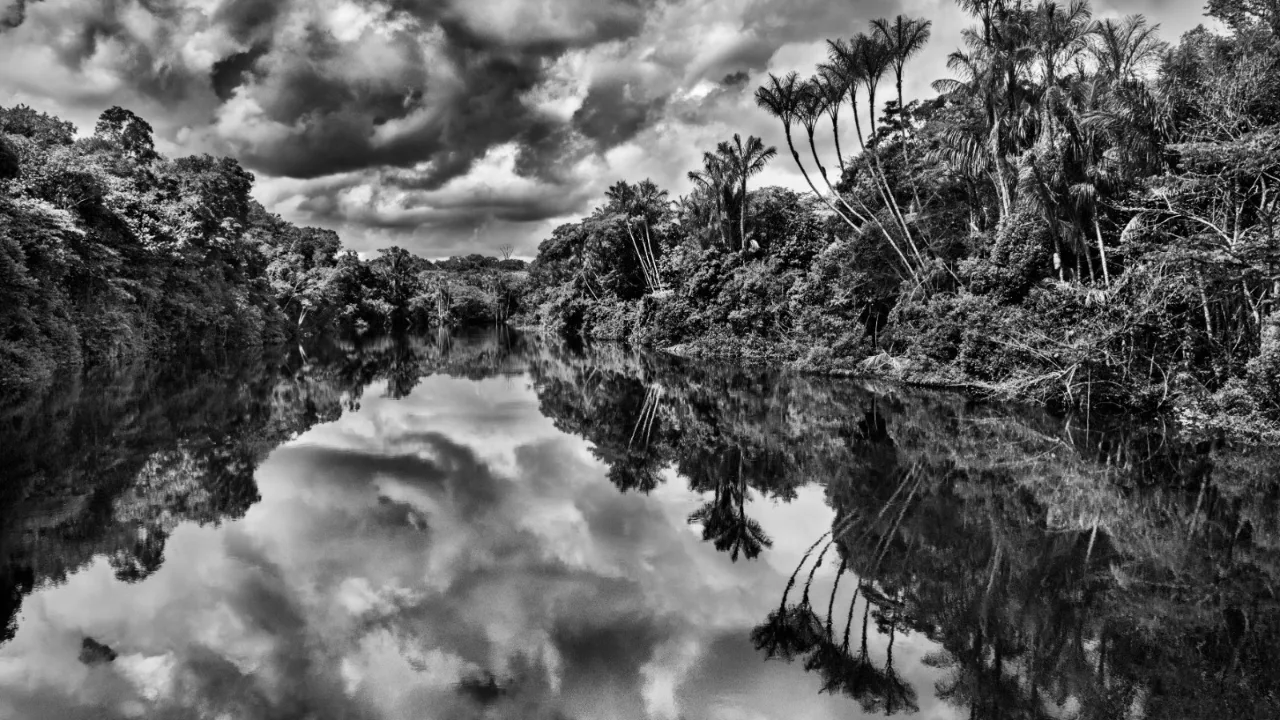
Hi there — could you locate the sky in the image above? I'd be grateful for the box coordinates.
[0,0,1207,258]
[0,371,958,720]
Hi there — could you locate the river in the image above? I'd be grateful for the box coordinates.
[1,329,1277,719]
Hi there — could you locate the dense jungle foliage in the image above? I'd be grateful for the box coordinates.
[6,330,1276,716]
[0,108,526,396]
[522,0,1280,430]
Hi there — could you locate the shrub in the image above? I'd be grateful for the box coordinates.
[583,299,640,340]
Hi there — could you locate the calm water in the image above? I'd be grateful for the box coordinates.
[1,329,1278,719]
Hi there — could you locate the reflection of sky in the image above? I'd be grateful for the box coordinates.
[0,374,956,720]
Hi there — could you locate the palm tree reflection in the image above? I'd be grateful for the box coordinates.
[688,454,773,561]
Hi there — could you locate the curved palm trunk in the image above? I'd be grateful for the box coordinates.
[641,218,663,291]
[716,193,728,249]
[831,114,847,175]
[780,530,833,613]
[1094,213,1110,287]
[852,104,925,274]
[841,583,861,651]
[826,557,847,636]
[783,125,862,235]
[623,222,656,291]
[989,126,1012,221]
[806,125,874,229]
[862,83,923,265]
[807,122,912,278]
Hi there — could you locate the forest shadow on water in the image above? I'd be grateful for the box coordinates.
[1,328,1278,719]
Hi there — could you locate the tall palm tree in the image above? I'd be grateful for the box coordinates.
[1033,0,1093,143]
[933,46,1013,218]
[851,32,924,266]
[827,37,921,276]
[696,151,735,249]
[634,179,669,287]
[872,15,934,137]
[605,180,663,291]
[796,77,844,203]
[815,64,852,174]
[756,72,861,232]
[853,32,892,139]
[873,15,933,213]
[684,171,723,249]
[716,134,777,251]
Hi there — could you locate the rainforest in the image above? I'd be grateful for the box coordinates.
[4,0,1280,435]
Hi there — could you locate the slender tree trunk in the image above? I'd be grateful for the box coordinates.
[817,124,912,276]
[784,126,862,235]
[852,107,925,272]
[806,127,873,227]
[831,114,846,175]
[740,175,748,252]
[867,85,878,138]
[989,126,1011,221]
[642,219,663,290]
[624,222,655,291]
[1094,214,1110,287]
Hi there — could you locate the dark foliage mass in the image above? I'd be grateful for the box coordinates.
[0,105,527,398]
[522,1,1280,433]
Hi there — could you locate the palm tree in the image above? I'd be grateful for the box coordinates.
[692,151,734,249]
[756,72,862,232]
[688,458,773,561]
[1089,14,1167,83]
[1033,0,1093,143]
[816,64,852,174]
[853,32,892,139]
[634,179,669,286]
[873,15,934,213]
[796,77,843,201]
[826,37,921,277]
[933,46,1014,219]
[716,133,777,251]
[684,171,723,249]
[851,32,925,267]
[604,180,666,292]
[872,15,934,138]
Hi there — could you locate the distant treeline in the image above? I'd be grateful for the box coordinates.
[0,105,526,395]
[522,0,1280,433]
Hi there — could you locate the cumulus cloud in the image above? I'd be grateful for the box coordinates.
[0,0,1205,254]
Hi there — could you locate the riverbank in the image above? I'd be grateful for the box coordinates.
[658,328,1280,444]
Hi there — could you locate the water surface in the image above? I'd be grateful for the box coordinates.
[2,330,1278,719]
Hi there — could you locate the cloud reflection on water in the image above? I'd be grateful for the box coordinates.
[1,373,944,720]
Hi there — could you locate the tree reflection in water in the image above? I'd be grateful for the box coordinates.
[3,330,1279,718]
[526,337,1280,719]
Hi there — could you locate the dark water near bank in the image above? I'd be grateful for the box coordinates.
[1,329,1278,719]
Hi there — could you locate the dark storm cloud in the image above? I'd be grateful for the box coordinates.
[210,44,267,101]
[1,0,43,28]
[6,0,1198,257]
[213,0,290,43]
[572,79,667,148]
[3,0,664,185]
